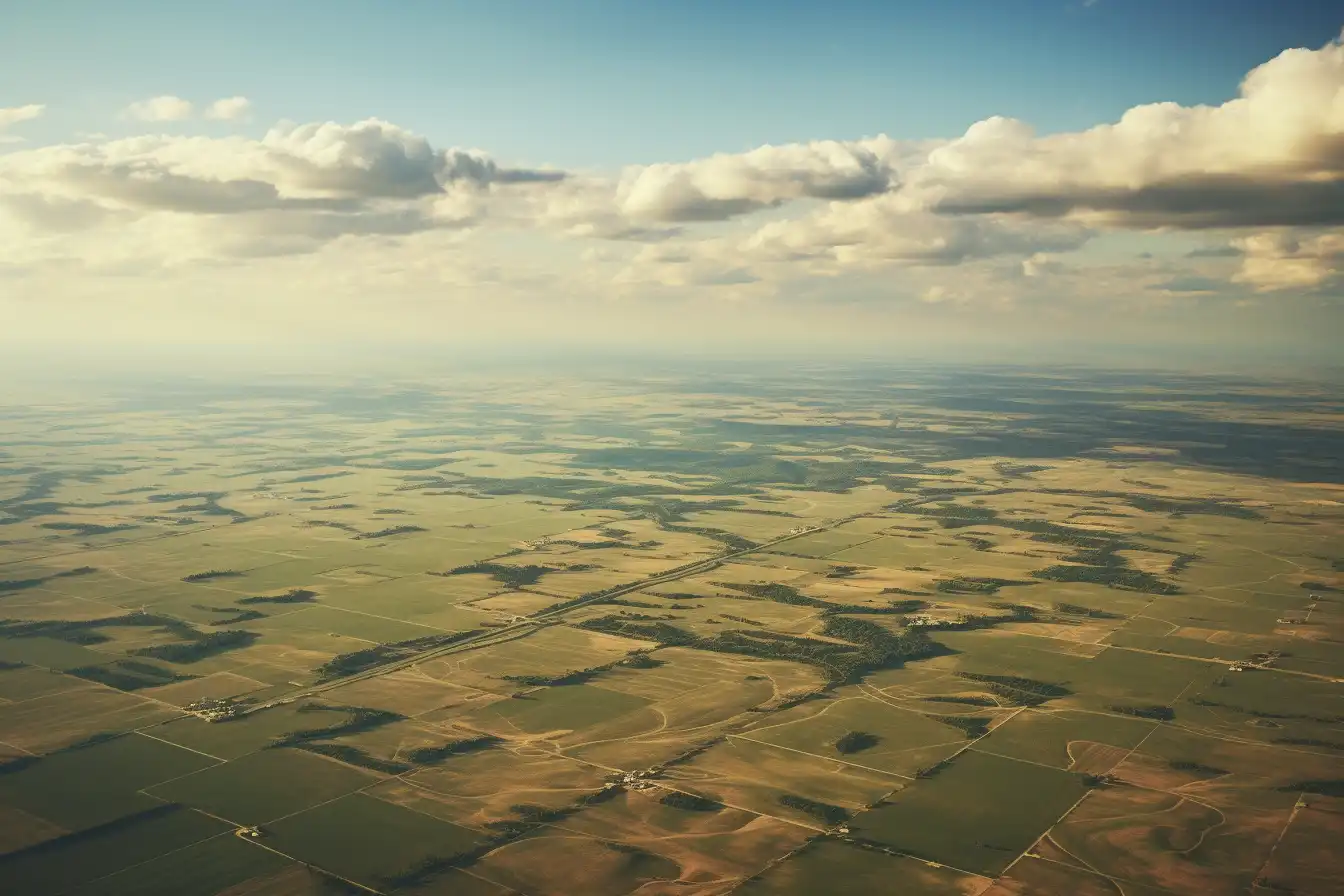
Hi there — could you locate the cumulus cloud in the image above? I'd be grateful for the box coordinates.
[905,31,1344,231]
[1232,230,1344,291]
[615,139,896,222]
[2,33,1341,304]
[0,104,45,129]
[742,195,1091,268]
[0,118,558,258]
[204,96,252,121]
[125,95,194,122]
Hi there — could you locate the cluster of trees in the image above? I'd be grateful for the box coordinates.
[353,525,427,540]
[715,581,926,616]
[181,569,243,583]
[660,791,724,812]
[194,605,265,626]
[937,715,993,738]
[68,660,196,692]
[435,562,554,589]
[238,588,318,605]
[921,695,996,707]
[1110,704,1175,721]
[290,742,410,775]
[134,629,257,664]
[779,794,851,826]
[317,631,478,681]
[404,735,502,765]
[955,672,1070,707]
[834,731,880,754]
[579,612,945,686]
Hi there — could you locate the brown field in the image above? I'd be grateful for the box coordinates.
[1044,785,1290,895]
[661,737,906,830]
[1,369,1339,895]
[1254,794,1344,896]
[142,671,275,705]
[320,668,491,718]
[0,686,180,753]
[982,856,1170,896]
[549,787,814,892]
[377,749,610,828]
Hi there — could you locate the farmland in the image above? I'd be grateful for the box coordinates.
[0,364,1340,894]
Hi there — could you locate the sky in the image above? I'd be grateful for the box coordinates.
[1,0,1342,371]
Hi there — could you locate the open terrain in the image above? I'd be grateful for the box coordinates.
[0,365,1340,894]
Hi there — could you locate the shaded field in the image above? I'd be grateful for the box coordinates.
[848,749,1088,875]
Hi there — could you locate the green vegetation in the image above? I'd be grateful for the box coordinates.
[181,569,243,583]
[1053,602,1125,619]
[715,580,927,615]
[354,524,427,539]
[1109,703,1175,721]
[133,629,258,663]
[436,561,554,588]
[922,695,997,707]
[237,587,318,604]
[834,731,880,754]
[850,749,1087,876]
[290,742,411,774]
[955,672,1071,706]
[1280,779,1344,797]
[270,703,406,748]
[317,631,479,680]
[403,734,502,765]
[935,576,1027,595]
[779,793,851,826]
[0,803,227,895]
[660,790,724,812]
[39,521,138,536]
[68,659,198,691]
[933,715,992,738]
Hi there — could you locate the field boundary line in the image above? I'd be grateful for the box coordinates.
[135,729,226,762]
[727,734,916,781]
[1250,792,1308,892]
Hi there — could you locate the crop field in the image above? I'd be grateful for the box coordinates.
[1,366,1340,894]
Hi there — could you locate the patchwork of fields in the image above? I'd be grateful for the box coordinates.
[0,367,1340,894]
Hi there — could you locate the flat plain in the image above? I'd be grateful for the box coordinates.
[0,365,1340,894]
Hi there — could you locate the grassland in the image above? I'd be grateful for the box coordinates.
[0,365,1339,894]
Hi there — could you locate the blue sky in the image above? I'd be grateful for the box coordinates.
[1,1,1340,366]
[4,0,1341,167]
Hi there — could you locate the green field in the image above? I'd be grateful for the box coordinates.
[468,683,651,734]
[974,708,1155,769]
[63,833,292,896]
[737,838,988,895]
[0,733,220,830]
[0,805,229,895]
[146,747,379,825]
[267,792,483,889]
[0,366,1339,895]
[849,749,1088,875]
[743,695,968,776]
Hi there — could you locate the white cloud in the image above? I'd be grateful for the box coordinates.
[904,31,1344,230]
[204,96,251,121]
[0,104,45,129]
[0,118,561,259]
[1,32,1341,322]
[1232,230,1344,291]
[615,138,897,222]
[125,95,195,122]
